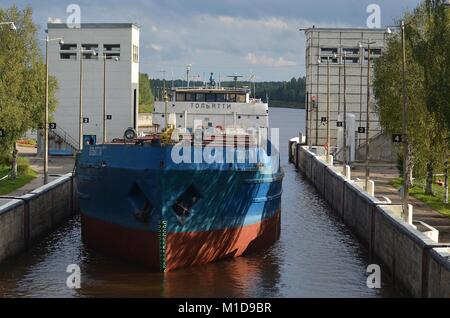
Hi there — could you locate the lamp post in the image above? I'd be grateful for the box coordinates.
[43,33,64,185]
[99,54,119,144]
[342,51,348,170]
[359,40,376,191]
[159,70,168,129]
[78,48,97,151]
[318,54,337,162]
[386,21,410,217]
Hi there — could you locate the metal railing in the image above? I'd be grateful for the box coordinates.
[50,125,79,151]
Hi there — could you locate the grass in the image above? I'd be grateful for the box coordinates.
[391,177,450,217]
[0,158,37,196]
[139,103,154,113]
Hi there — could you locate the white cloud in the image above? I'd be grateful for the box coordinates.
[217,15,290,30]
[149,44,162,52]
[48,17,62,23]
[246,53,297,67]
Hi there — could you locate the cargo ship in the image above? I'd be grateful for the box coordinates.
[75,75,283,271]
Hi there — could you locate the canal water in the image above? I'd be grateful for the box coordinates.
[0,108,400,298]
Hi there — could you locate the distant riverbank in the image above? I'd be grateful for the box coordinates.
[269,100,305,109]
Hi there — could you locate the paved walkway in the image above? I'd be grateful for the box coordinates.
[2,146,75,197]
[348,163,450,243]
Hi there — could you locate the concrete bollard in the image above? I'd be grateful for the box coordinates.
[298,133,306,145]
[344,165,351,180]
[327,155,333,165]
[367,180,375,197]
[404,203,413,225]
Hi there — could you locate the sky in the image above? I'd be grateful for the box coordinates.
[2,0,422,81]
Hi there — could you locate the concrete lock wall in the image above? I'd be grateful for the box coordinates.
[0,200,26,263]
[0,173,78,264]
[292,141,450,298]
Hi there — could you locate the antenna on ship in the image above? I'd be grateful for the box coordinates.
[159,70,168,129]
[186,64,192,88]
[249,73,256,99]
[227,73,243,89]
[191,74,200,88]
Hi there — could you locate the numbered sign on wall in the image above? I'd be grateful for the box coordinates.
[49,123,57,130]
[392,134,402,143]
[336,121,343,127]
[83,118,89,124]
[106,115,112,120]
[358,127,366,134]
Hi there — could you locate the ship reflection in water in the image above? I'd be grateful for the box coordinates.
[0,108,400,298]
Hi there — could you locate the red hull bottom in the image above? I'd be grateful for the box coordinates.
[81,211,281,272]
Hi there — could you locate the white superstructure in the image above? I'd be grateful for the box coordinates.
[153,86,268,132]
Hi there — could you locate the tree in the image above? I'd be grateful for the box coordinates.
[0,6,58,178]
[416,0,450,131]
[373,1,448,193]
[139,73,154,113]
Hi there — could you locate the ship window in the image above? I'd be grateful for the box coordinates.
[237,94,246,103]
[185,93,196,102]
[176,93,186,101]
[206,94,216,102]
[226,94,236,102]
[216,93,226,102]
[172,185,202,218]
[196,93,206,102]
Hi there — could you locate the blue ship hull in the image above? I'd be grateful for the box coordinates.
[75,143,283,271]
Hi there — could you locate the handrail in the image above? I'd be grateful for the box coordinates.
[357,131,384,150]
[50,126,79,151]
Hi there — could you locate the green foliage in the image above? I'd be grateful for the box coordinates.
[373,0,449,179]
[139,73,154,113]
[0,166,36,195]
[150,77,306,108]
[0,157,36,195]
[0,6,58,158]
[392,177,450,217]
[415,0,450,131]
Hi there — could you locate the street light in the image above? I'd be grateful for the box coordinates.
[43,33,64,185]
[0,22,16,31]
[358,40,377,191]
[78,48,97,151]
[385,21,411,218]
[318,53,337,162]
[340,51,348,171]
[98,54,119,144]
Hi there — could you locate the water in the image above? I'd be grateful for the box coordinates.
[0,108,400,298]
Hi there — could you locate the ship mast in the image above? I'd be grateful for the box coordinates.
[159,70,168,130]
[227,73,243,89]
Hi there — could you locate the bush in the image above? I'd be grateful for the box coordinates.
[17,157,30,175]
